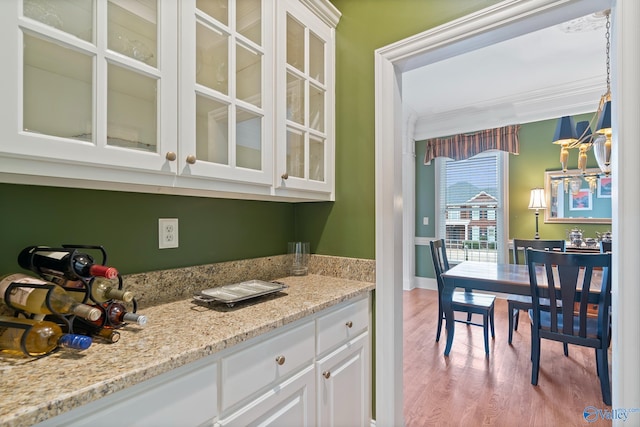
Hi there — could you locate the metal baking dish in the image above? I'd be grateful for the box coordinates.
[193,280,288,307]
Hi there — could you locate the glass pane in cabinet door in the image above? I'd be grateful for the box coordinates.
[309,84,324,132]
[286,72,304,124]
[196,22,229,95]
[24,0,94,41]
[196,95,229,165]
[309,136,325,182]
[107,64,157,152]
[286,14,304,72]
[309,31,324,83]
[108,0,157,67]
[197,0,228,26]
[237,0,261,45]
[286,129,305,178]
[236,108,262,170]
[23,34,93,141]
[236,44,261,107]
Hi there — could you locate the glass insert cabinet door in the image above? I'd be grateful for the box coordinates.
[0,0,178,173]
[276,0,334,194]
[179,0,273,185]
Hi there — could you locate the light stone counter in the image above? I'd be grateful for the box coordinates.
[0,256,375,427]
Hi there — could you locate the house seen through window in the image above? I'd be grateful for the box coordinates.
[436,151,506,263]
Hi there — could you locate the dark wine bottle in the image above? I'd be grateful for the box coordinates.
[91,302,147,328]
[18,246,118,281]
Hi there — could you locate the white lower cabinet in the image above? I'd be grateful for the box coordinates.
[33,294,370,427]
[316,332,370,427]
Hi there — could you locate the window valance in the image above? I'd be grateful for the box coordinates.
[423,124,520,164]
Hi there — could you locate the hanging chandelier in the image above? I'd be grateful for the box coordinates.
[552,10,612,176]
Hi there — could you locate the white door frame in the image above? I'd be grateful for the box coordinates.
[374,1,639,425]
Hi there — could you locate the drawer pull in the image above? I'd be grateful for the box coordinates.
[275,355,286,365]
[165,151,177,161]
[346,321,353,328]
[186,154,197,164]
[322,371,331,379]
[281,172,289,180]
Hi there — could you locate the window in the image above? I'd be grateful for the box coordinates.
[436,151,507,263]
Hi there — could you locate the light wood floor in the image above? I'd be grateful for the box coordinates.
[403,288,613,427]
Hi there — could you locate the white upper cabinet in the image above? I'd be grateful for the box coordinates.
[0,0,339,201]
[274,0,338,199]
[178,0,274,187]
[0,0,179,183]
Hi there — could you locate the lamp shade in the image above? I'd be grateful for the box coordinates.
[596,99,612,136]
[575,120,593,143]
[552,116,578,145]
[528,188,547,210]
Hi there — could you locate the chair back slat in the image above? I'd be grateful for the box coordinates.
[430,239,450,292]
[513,239,565,264]
[526,248,611,344]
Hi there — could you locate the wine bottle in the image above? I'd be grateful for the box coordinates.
[66,322,121,344]
[90,277,134,303]
[0,316,92,357]
[92,302,147,327]
[18,246,119,280]
[0,274,102,321]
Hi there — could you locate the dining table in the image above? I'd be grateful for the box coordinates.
[440,260,602,356]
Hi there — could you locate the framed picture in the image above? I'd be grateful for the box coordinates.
[570,189,592,211]
[598,176,612,198]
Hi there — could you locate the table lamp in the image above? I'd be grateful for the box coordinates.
[528,188,547,239]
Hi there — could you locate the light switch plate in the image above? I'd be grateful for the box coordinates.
[159,218,179,249]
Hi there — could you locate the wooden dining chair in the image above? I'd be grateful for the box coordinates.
[526,248,612,405]
[430,239,496,355]
[508,239,566,347]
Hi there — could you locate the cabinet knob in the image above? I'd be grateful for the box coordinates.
[322,371,331,379]
[165,152,177,161]
[345,321,353,328]
[281,173,289,180]
[275,355,286,365]
[186,155,197,164]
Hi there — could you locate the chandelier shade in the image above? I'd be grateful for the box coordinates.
[552,116,578,145]
[596,98,612,136]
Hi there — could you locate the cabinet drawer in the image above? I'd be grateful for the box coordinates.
[316,297,369,355]
[221,321,315,411]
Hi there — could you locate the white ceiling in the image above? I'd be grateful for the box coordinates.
[403,11,610,140]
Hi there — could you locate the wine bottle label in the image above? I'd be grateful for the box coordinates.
[0,275,47,306]
[36,250,68,260]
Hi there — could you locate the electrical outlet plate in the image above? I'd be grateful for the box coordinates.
[159,218,179,249]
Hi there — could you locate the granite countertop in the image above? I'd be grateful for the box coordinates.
[0,273,374,427]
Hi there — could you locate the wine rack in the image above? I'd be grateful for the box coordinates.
[5,244,141,346]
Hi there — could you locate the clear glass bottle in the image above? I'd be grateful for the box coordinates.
[90,277,134,303]
[0,274,101,321]
[0,315,92,357]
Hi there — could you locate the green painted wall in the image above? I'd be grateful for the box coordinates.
[0,184,294,275]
